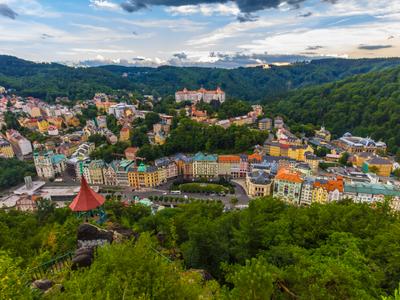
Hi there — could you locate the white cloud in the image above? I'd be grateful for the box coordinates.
[89,0,119,11]
[166,3,240,16]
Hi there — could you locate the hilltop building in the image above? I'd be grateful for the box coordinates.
[175,87,225,104]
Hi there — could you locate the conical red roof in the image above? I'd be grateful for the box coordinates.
[69,176,105,212]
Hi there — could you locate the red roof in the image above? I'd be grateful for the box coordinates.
[69,177,105,212]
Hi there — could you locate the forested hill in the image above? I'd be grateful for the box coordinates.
[271,65,400,154]
[100,58,400,100]
[1,55,400,101]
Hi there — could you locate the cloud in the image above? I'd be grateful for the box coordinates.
[90,0,120,10]
[298,11,312,17]
[120,0,338,14]
[237,13,258,22]
[306,45,324,50]
[0,3,18,19]
[358,44,393,50]
[173,52,188,59]
[166,3,239,16]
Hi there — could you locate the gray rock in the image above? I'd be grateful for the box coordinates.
[32,279,53,291]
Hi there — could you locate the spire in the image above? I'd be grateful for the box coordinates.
[69,176,105,212]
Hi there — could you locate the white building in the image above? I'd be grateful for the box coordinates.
[5,129,33,156]
[34,151,66,179]
[175,87,225,104]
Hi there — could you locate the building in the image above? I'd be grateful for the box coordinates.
[344,182,400,204]
[80,160,105,185]
[37,118,49,133]
[33,151,66,179]
[274,116,284,129]
[128,163,163,189]
[0,138,14,158]
[155,157,178,179]
[312,177,344,203]
[265,142,314,162]
[6,129,32,156]
[258,118,272,131]
[362,156,393,177]
[334,133,387,154]
[299,177,314,206]
[125,147,139,160]
[305,153,319,174]
[245,170,273,197]
[218,155,241,178]
[192,152,218,179]
[273,169,303,203]
[173,153,193,179]
[119,127,130,142]
[103,162,118,186]
[175,87,225,103]
[315,126,331,141]
[115,160,135,187]
[47,125,59,136]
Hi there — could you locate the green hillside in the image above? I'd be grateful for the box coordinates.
[1,55,400,101]
[271,65,400,154]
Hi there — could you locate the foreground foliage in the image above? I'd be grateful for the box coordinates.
[1,198,400,299]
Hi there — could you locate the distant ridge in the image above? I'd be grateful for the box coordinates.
[1,55,400,102]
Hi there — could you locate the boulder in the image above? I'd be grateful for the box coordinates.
[75,247,94,258]
[71,253,93,270]
[77,223,113,242]
[32,279,53,291]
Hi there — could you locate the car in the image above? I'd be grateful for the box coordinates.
[210,193,217,196]
[184,195,188,199]
[163,192,168,195]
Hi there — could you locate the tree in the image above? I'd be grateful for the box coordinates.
[144,112,161,130]
[339,152,350,166]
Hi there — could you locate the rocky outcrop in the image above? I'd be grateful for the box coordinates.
[71,247,95,270]
[77,223,113,248]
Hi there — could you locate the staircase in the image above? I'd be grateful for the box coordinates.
[28,251,75,280]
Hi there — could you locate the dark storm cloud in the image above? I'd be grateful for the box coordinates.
[0,4,18,19]
[121,0,338,14]
[358,44,393,50]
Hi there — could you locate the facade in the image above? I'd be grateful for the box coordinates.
[34,151,66,179]
[6,129,32,156]
[273,169,303,203]
[173,153,193,179]
[258,118,272,131]
[218,155,241,178]
[265,142,314,162]
[344,182,400,204]
[362,156,393,177]
[192,152,218,179]
[245,170,273,197]
[128,163,163,189]
[299,178,314,206]
[312,177,344,203]
[115,160,135,187]
[155,157,178,179]
[103,162,117,186]
[87,160,105,185]
[0,138,15,158]
[175,87,225,104]
[334,133,387,154]
[37,118,49,133]
[119,127,130,142]
[315,126,331,141]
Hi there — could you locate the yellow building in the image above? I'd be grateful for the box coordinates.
[154,133,167,145]
[37,119,49,133]
[119,127,130,142]
[0,139,15,158]
[128,163,162,189]
[266,142,314,161]
[363,157,393,177]
[47,117,64,129]
[312,186,329,203]
[65,115,80,127]
[29,106,42,118]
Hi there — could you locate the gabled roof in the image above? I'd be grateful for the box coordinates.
[275,169,303,183]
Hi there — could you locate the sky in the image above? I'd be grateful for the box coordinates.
[0,0,399,68]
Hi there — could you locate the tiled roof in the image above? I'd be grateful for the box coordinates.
[218,155,240,163]
[344,183,400,196]
[275,169,303,183]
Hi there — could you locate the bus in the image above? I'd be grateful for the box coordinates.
[170,190,182,195]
